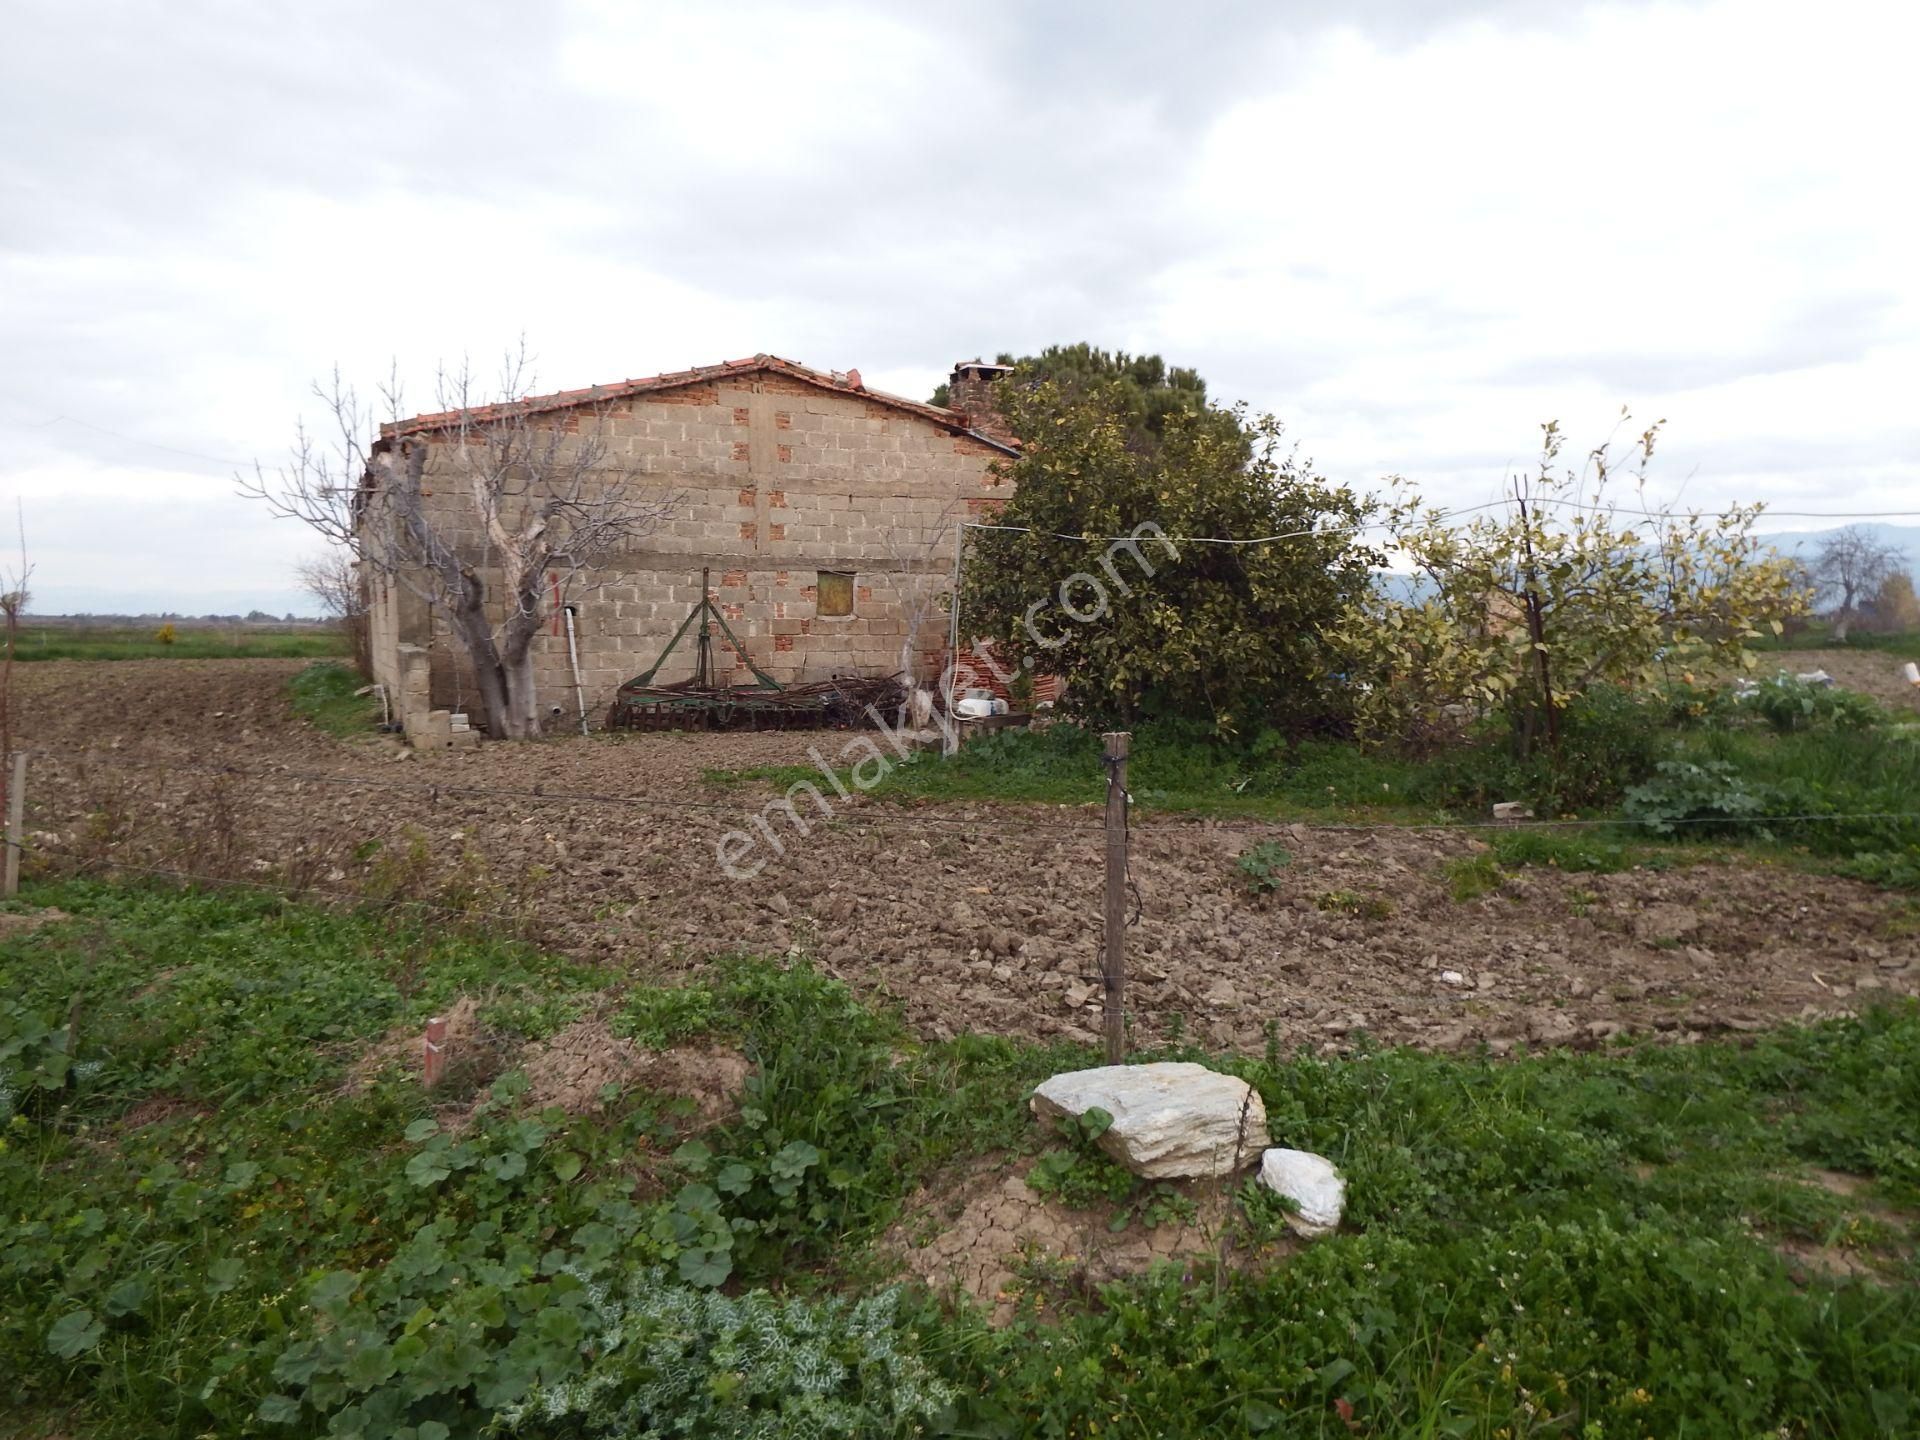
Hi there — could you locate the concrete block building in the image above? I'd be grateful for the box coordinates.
[364,355,1019,734]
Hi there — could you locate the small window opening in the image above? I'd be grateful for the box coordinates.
[817,571,855,618]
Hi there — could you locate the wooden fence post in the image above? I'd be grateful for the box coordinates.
[1102,731,1130,1064]
[3,751,24,899]
[422,1015,448,1089]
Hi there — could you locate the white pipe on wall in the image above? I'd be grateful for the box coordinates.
[563,605,589,736]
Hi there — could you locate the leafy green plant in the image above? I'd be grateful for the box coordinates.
[1741,674,1886,734]
[1833,848,1920,891]
[503,1273,955,1437]
[1235,841,1292,895]
[1624,759,1775,835]
[1026,1105,1141,1210]
[0,997,76,1118]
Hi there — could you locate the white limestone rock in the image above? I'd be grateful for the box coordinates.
[1258,1148,1345,1237]
[1030,1062,1270,1179]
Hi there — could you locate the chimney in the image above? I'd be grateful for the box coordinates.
[946,358,1014,439]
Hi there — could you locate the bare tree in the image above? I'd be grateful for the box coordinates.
[1810,525,1908,641]
[874,493,968,726]
[242,348,673,738]
[294,549,370,675]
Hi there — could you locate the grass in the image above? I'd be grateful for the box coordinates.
[872,723,1435,821]
[5,879,1918,1437]
[9,623,347,662]
[700,762,833,790]
[287,661,380,735]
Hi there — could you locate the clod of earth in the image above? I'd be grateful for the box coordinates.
[1031,1062,1270,1179]
[515,1018,749,1123]
[1258,1148,1346,1237]
[887,1157,1272,1320]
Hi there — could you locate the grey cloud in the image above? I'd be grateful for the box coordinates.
[1481,290,1905,393]
[3,0,1913,611]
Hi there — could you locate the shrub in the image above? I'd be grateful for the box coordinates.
[1678,727,1920,859]
[1656,677,1736,730]
[1741,675,1886,733]
[1415,685,1670,816]
[1832,848,1920,890]
[1624,760,1775,835]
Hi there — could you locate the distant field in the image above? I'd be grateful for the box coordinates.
[7,624,348,662]
[1751,624,1920,661]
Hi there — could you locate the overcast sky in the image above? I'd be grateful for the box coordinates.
[3,0,1915,614]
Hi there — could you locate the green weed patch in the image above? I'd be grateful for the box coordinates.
[4,880,1918,1438]
[287,661,380,736]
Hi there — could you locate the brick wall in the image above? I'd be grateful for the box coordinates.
[366,365,1013,730]
[946,360,1015,447]
[949,642,1062,708]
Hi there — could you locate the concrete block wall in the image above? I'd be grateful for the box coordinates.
[366,363,1011,731]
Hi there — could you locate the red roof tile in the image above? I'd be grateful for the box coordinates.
[384,353,1016,452]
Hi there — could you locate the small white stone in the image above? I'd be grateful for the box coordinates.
[1439,970,1468,987]
[1258,1148,1345,1237]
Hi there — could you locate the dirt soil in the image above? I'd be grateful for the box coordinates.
[346,990,748,1123]
[514,1018,749,1123]
[887,1156,1287,1318]
[0,907,69,940]
[16,659,1920,1056]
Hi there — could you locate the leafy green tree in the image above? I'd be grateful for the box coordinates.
[1341,414,1805,754]
[994,343,1210,448]
[961,370,1380,736]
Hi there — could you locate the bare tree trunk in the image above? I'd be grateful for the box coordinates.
[492,593,546,739]
[448,590,516,738]
[509,648,538,735]
[1515,488,1559,754]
